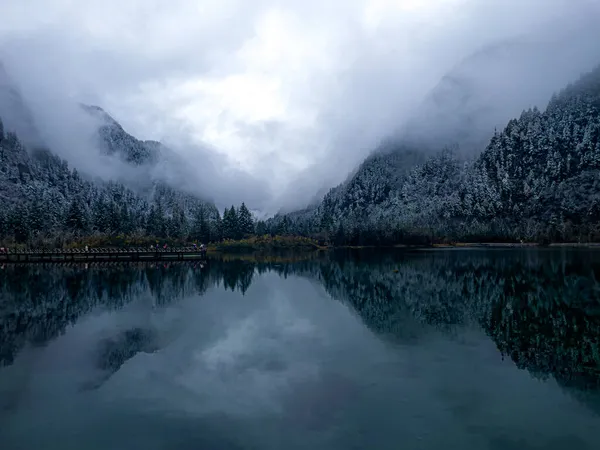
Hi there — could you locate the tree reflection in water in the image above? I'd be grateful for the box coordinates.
[1,248,599,414]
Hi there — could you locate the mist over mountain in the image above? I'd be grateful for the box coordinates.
[3,0,599,216]
[269,62,600,244]
[4,51,600,246]
[271,10,600,219]
[2,0,600,244]
[0,59,270,213]
[0,66,213,199]
[0,67,223,246]
[0,63,43,149]
[272,17,600,213]
[403,25,600,156]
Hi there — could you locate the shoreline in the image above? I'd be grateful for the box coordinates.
[207,241,600,254]
[430,242,600,249]
[338,242,600,250]
[5,237,600,256]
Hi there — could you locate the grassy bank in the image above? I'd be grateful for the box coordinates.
[208,235,326,252]
[431,242,538,248]
[66,235,191,249]
[2,235,325,251]
[7,233,600,253]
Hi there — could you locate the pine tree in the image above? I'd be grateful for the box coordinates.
[222,206,239,240]
[178,206,188,238]
[10,204,31,243]
[169,204,187,239]
[29,197,47,233]
[146,201,166,237]
[333,223,346,246]
[211,210,223,242]
[191,206,211,243]
[0,208,6,237]
[65,197,88,233]
[146,204,159,236]
[121,203,135,235]
[237,202,254,236]
[255,220,267,236]
[107,201,121,234]
[277,216,290,235]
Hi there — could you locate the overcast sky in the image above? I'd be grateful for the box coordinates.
[1,0,600,213]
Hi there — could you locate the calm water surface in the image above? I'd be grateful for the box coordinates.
[1,249,599,449]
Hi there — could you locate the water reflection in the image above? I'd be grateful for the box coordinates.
[1,249,600,448]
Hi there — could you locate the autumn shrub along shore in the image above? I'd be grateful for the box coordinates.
[209,235,325,252]
[0,233,326,252]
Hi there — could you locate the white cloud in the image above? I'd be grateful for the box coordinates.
[1,0,599,213]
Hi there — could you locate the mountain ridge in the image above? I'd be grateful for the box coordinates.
[0,67,221,245]
[268,62,600,244]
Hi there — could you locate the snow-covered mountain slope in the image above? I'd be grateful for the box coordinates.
[80,104,161,166]
[404,28,600,155]
[271,58,600,243]
[281,21,600,218]
[0,60,220,246]
[0,60,215,208]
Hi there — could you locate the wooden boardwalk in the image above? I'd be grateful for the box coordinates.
[0,247,207,263]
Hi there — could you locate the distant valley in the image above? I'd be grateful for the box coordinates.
[2,40,600,246]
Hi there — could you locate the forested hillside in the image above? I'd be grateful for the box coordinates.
[5,251,597,406]
[3,63,600,247]
[81,104,161,166]
[0,60,237,247]
[0,115,269,246]
[0,118,230,246]
[269,64,600,244]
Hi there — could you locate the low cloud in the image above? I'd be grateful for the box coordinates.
[1,0,599,213]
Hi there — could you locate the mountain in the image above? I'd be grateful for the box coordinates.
[0,117,223,245]
[80,104,161,166]
[276,31,600,237]
[403,24,600,155]
[76,104,220,211]
[0,67,221,246]
[271,63,600,244]
[0,60,215,197]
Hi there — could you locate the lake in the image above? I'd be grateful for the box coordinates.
[1,249,599,450]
